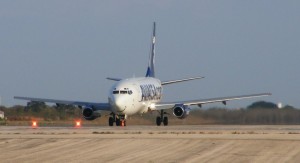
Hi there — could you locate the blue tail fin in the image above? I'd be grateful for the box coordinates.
[146,22,156,77]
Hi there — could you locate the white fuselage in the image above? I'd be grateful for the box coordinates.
[108,77,162,116]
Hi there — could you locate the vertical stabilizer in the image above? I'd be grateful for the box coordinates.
[146,22,156,77]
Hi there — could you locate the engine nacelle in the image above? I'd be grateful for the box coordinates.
[173,104,191,119]
[82,107,101,120]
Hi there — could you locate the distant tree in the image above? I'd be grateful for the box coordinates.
[282,105,296,110]
[26,101,47,113]
[54,104,77,120]
[247,101,277,109]
[41,106,58,121]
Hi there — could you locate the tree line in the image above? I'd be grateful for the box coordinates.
[1,101,300,125]
[0,102,81,121]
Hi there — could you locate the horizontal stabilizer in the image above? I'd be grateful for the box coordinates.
[106,77,122,81]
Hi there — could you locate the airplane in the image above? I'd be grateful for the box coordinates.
[15,22,271,126]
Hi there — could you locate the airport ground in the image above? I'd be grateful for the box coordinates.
[0,125,300,163]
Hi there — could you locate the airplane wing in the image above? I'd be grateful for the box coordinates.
[14,96,111,111]
[161,76,204,85]
[154,93,271,110]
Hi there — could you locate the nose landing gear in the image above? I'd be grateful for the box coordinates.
[108,113,126,126]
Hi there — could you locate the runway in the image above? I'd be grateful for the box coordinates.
[1,125,300,163]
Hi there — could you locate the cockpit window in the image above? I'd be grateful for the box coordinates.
[120,91,127,94]
[113,90,132,95]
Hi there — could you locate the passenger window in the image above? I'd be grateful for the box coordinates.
[128,90,133,95]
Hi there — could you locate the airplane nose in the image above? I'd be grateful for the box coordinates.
[113,97,126,112]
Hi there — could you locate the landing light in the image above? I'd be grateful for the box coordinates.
[150,103,156,109]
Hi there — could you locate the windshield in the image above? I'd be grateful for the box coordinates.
[120,91,128,94]
[113,90,132,95]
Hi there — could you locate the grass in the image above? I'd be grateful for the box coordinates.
[157,131,168,134]
[92,131,115,134]
[33,132,46,134]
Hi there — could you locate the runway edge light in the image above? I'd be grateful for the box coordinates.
[75,120,81,127]
[32,121,37,128]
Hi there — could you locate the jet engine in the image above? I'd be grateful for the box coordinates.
[82,107,101,120]
[173,104,191,119]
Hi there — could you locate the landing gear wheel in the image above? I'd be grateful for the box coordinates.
[116,118,120,126]
[156,117,161,126]
[109,117,114,126]
[163,117,168,126]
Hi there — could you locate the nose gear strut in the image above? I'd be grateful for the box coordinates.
[108,113,126,127]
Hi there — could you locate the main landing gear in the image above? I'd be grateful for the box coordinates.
[156,110,168,126]
[109,113,126,126]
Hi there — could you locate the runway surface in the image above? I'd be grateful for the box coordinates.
[1,125,300,163]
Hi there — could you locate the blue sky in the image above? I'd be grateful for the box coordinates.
[0,1,299,108]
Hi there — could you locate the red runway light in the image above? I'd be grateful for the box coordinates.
[75,121,81,127]
[32,121,37,127]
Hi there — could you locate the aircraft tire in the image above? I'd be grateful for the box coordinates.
[156,117,161,126]
[163,117,168,126]
[116,118,121,126]
[109,117,114,126]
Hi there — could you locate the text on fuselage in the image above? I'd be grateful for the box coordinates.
[140,84,162,101]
